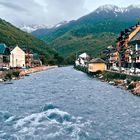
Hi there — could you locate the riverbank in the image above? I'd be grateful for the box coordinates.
[0,65,58,82]
[74,66,140,96]
[19,65,58,76]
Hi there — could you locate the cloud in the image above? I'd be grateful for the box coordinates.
[0,0,140,26]
[0,1,26,11]
[0,0,87,26]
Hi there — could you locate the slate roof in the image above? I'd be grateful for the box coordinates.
[79,53,90,58]
[0,43,10,55]
[89,58,105,63]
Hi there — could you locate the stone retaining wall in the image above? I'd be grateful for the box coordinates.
[20,66,58,76]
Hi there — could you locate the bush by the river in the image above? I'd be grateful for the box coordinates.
[102,71,140,82]
[5,70,20,80]
[74,65,88,73]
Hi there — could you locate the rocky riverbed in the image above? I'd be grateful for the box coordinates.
[97,74,140,96]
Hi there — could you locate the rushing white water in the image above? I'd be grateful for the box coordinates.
[0,103,91,140]
[0,67,140,140]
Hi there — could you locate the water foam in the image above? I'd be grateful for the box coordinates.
[0,103,92,140]
[14,104,90,140]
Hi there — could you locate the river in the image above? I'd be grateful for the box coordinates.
[0,66,140,140]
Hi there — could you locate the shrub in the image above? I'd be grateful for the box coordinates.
[94,70,102,75]
[74,65,88,73]
[103,71,140,81]
[12,70,20,77]
[5,72,12,80]
[4,70,20,80]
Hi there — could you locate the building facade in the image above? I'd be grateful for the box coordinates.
[25,51,33,68]
[10,45,25,68]
[88,58,107,72]
[109,52,119,65]
[109,24,140,68]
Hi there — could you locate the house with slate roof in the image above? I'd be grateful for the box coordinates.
[0,43,10,68]
[75,53,91,67]
[88,58,107,72]
[10,45,42,68]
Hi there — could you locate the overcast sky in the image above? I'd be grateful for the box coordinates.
[0,0,140,26]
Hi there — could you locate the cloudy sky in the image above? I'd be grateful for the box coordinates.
[0,0,140,26]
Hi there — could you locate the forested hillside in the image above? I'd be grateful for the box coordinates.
[0,19,63,64]
[32,5,140,63]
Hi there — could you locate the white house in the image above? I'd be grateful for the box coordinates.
[75,53,90,67]
[10,45,25,68]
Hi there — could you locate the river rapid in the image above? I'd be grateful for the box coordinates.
[0,67,140,140]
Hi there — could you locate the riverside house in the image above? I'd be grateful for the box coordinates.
[110,23,140,68]
[31,53,42,67]
[109,51,119,67]
[10,45,25,68]
[24,49,42,68]
[88,58,107,72]
[0,43,10,68]
[75,53,90,67]
[25,49,34,68]
[10,46,42,68]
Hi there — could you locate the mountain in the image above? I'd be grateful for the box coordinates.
[32,5,140,39]
[81,5,140,23]
[0,18,62,64]
[19,24,50,33]
[22,21,69,35]
[31,5,140,63]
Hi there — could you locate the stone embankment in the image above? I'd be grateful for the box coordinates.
[110,80,140,96]
[131,82,140,96]
[99,74,140,96]
[0,66,58,82]
[74,66,140,96]
[20,66,58,76]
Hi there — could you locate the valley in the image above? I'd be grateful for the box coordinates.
[30,5,140,63]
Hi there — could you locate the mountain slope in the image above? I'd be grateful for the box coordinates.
[33,5,140,40]
[32,5,140,63]
[31,21,69,38]
[0,18,60,64]
[51,32,116,56]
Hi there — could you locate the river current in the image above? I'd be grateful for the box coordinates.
[0,67,140,140]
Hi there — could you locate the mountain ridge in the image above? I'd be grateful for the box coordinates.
[32,4,140,37]
[95,4,140,13]
[20,21,69,34]
[31,4,140,63]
